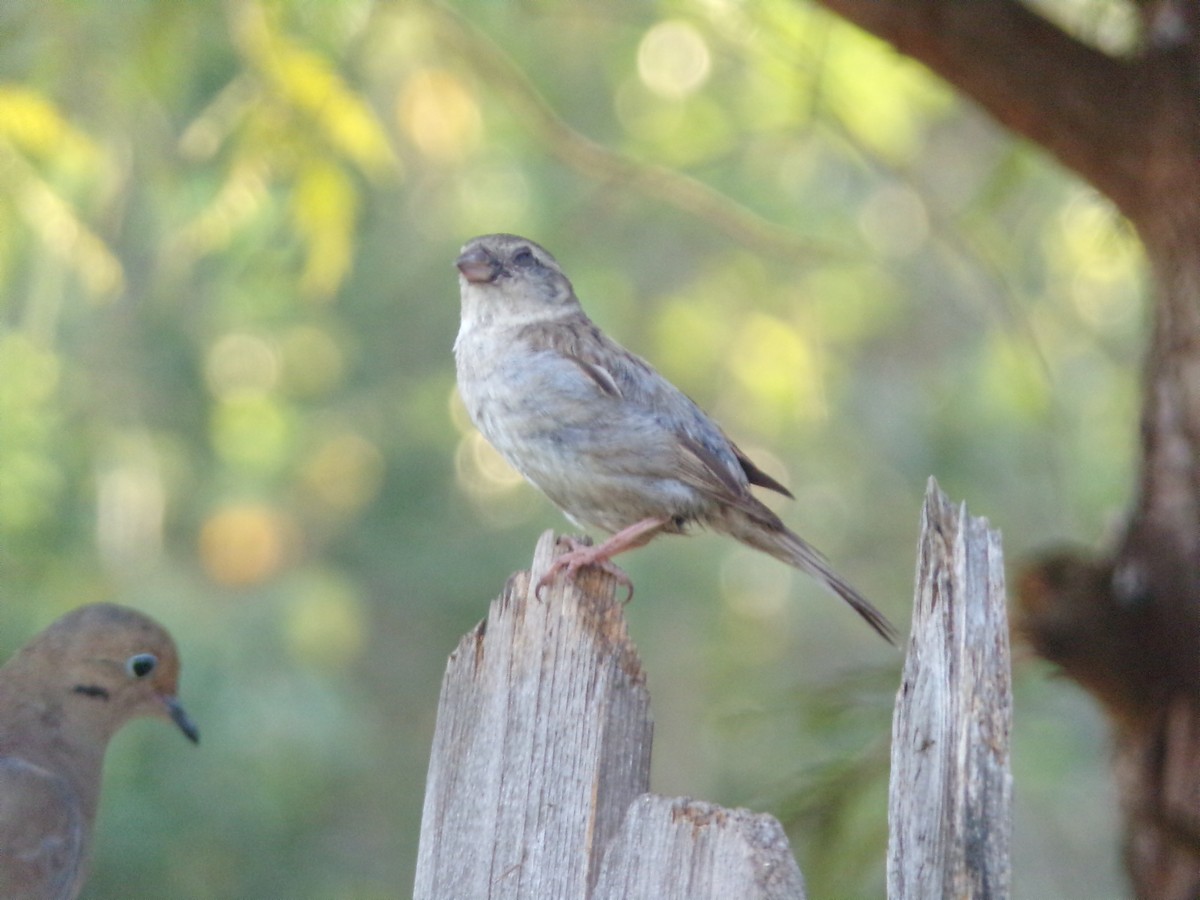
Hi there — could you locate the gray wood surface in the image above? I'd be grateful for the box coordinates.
[414,531,653,899]
[888,478,1013,899]
[593,794,806,900]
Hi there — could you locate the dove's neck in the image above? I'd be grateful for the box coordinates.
[0,681,109,821]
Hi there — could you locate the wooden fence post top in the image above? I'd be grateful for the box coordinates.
[888,478,1013,899]
[471,530,646,684]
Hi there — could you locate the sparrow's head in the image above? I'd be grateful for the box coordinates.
[456,234,579,325]
[4,603,199,747]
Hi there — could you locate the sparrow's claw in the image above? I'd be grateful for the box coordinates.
[535,540,634,602]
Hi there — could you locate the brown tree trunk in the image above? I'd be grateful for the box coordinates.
[1114,95,1200,888]
[807,1,1200,895]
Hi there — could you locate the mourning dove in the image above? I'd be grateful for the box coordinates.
[0,603,198,899]
[454,234,896,642]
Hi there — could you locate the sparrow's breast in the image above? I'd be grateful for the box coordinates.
[455,327,708,531]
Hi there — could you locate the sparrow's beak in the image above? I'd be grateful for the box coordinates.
[164,695,200,744]
[456,246,499,284]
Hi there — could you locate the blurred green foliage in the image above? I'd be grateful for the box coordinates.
[0,0,1142,896]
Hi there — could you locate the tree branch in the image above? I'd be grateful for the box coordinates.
[808,0,1150,216]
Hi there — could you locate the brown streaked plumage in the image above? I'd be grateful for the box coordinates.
[454,233,896,643]
[0,603,198,899]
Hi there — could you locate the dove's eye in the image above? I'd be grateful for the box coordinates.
[512,248,537,268]
[126,653,158,679]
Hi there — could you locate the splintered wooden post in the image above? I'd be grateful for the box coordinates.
[414,531,653,899]
[888,478,1013,899]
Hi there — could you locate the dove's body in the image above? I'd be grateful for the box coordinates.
[454,234,895,642]
[0,604,198,899]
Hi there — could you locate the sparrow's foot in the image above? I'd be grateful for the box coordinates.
[536,535,634,601]
[535,518,671,602]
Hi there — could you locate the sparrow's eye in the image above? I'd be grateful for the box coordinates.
[512,248,537,268]
[126,653,158,679]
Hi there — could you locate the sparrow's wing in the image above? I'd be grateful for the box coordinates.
[552,323,652,401]
[674,430,787,524]
[560,324,794,504]
[732,444,793,498]
[0,756,86,899]
[562,354,622,399]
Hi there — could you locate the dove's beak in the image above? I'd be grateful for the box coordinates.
[164,695,200,744]
[456,246,500,284]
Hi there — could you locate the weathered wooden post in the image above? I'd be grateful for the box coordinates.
[414,530,807,900]
[888,478,1013,898]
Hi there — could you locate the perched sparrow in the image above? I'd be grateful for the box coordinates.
[454,234,896,643]
[0,604,198,899]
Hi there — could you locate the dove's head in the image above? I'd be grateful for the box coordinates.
[456,234,581,329]
[8,603,199,746]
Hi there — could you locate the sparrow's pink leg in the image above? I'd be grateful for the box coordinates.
[536,516,671,601]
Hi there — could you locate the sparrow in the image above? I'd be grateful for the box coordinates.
[0,603,198,899]
[454,233,896,643]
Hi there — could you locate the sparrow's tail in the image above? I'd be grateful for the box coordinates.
[724,512,898,645]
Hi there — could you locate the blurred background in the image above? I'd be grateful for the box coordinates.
[0,1,1143,896]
